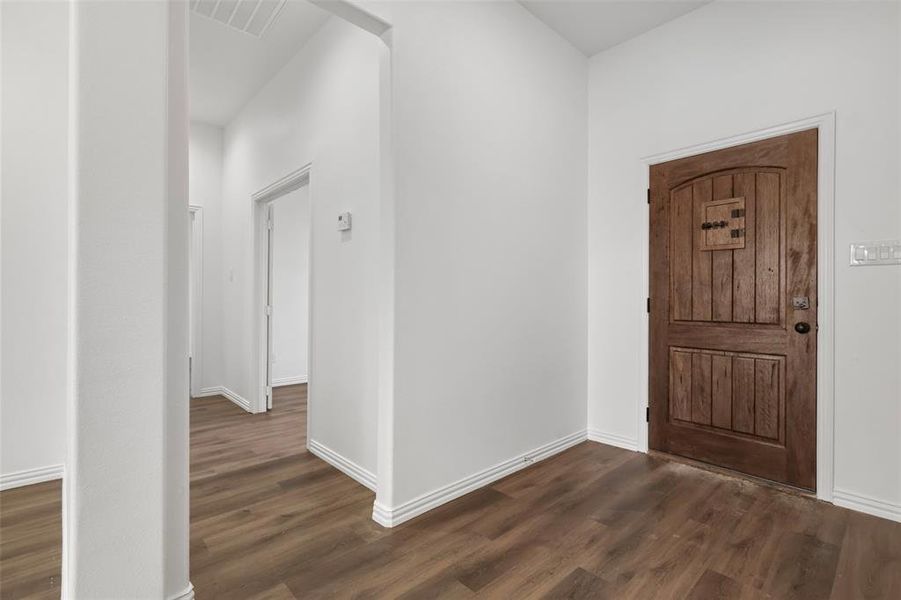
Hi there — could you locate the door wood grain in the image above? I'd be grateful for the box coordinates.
[649,129,818,490]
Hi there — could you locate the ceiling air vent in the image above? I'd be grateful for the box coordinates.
[190,0,287,38]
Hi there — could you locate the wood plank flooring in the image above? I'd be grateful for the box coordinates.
[0,480,61,599]
[2,384,900,599]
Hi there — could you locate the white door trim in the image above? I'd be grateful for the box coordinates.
[265,203,275,411]
[638,112,836,502]
[253,164,312,418]
[189,205,203,398]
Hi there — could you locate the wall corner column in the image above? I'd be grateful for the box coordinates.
[65,0,191,597]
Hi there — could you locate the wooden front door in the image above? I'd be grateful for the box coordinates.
[649,130,817,490]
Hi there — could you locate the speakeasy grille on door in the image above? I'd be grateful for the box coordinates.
[698,196,747,251]
[701,220,728,229]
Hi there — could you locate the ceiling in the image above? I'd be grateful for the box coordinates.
[190,0,709,125]
[519,1,709,57]
[190,0,330,125]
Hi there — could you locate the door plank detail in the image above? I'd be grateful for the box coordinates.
[711,176,734,321]
[670,351,692,421]
[669,347,784,444]
[671,186,694,321]
[754,358,781,440]
[691,352,712,425]
[755,173,781,324]
[671,169,783,326]
[711,354,733,429]
[732,173,757,322]
[691,179,713,321]
[732,357,756,434]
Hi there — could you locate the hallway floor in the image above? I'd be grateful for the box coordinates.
[2,385,900,598]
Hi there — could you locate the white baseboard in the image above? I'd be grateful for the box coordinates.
[833,488,901,523]
[372,429,587,528]
[587,428,639,452]
[195,386,224,398]
[308,439,376,491]
[194,386,252,413]
[1,464,64,491]
[272,375,307,386]
[372,501,392,527]
[167,583,194,600]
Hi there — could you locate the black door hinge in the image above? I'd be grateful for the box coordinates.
[646,406,650,422]
[646,297,651,313]
[647,189,651,204]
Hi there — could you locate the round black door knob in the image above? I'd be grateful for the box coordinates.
[794,322,811,334]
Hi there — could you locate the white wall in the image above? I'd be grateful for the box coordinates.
[375,1,589,513]
[271,187,310,385]
[588,2,901,515]
[67,1,190,596]
[189,121,224,391]
[0,0,68,487]
[218,17,381,474]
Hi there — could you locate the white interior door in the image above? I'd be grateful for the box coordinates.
[189,207,203,397]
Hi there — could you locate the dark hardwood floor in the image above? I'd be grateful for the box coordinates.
[2,384,900,599]
[0,479,61,599]
[191,385,308,480]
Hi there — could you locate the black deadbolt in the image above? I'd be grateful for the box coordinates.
[794,322,811,334]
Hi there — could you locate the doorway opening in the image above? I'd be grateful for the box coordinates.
[257,171,311,412]
[186,11,389,592]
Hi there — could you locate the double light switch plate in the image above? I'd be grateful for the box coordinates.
[849,240,901,266]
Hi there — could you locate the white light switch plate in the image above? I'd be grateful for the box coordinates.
[849,240,901,266]
[337,212,352,231]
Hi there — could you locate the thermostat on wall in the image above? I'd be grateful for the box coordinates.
[337,212,352,231]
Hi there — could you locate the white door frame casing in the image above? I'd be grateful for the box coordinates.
[189,205,203,397]
[638,113,836,502]
[252,164,313,419]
